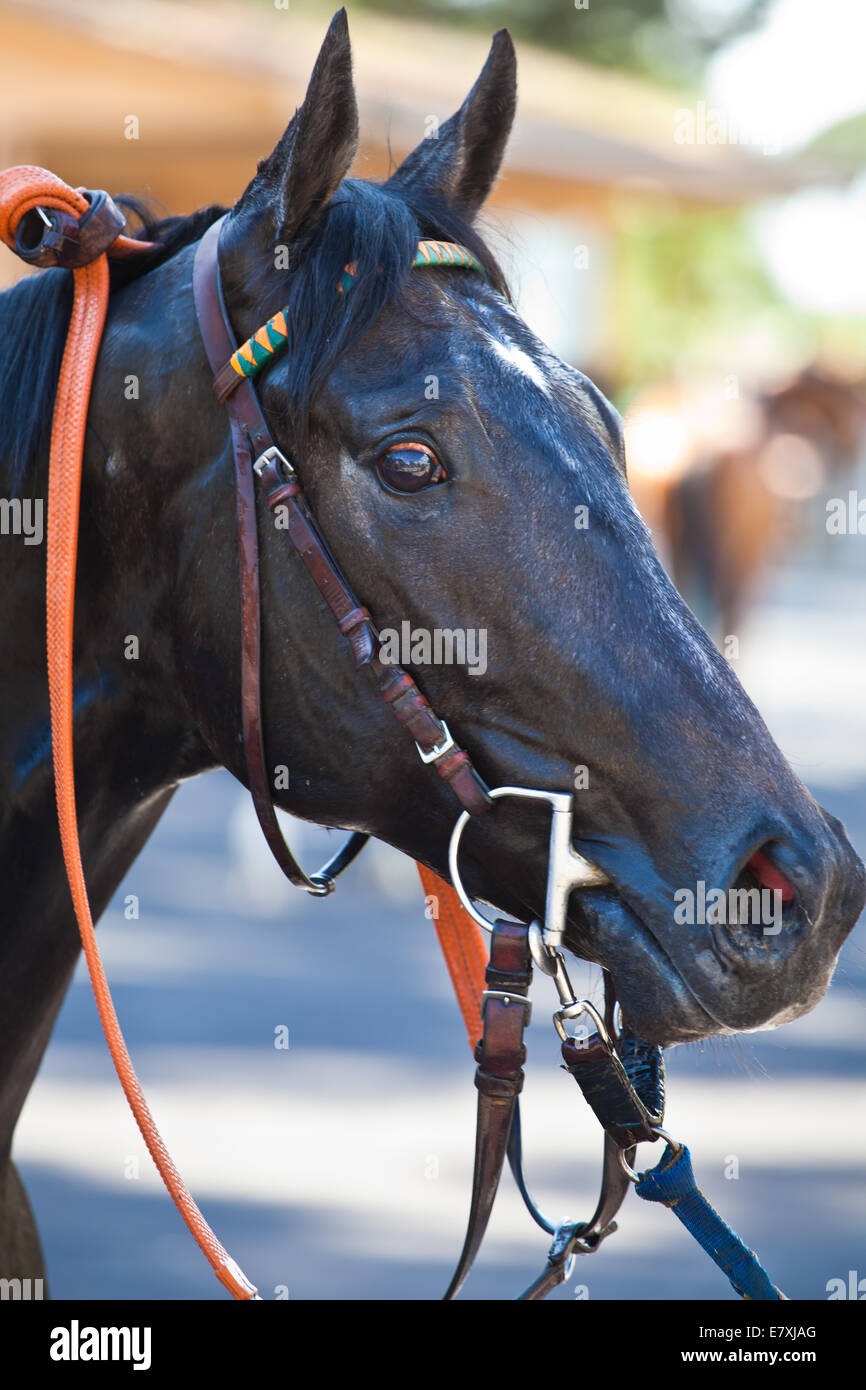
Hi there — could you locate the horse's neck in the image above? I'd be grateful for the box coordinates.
[1,244,219,911]
[0,450,212,1152]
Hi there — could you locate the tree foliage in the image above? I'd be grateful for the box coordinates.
[351,0,771,83]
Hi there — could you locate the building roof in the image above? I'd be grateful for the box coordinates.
[0,0,848,210]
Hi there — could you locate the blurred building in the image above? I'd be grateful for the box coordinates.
[0,0,846,377]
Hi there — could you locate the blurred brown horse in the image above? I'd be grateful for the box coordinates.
[625,368,866,639]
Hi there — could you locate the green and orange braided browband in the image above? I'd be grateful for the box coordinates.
[227,239,484,383]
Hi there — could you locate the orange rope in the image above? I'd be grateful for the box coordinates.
[416,865,488,1051]
[1,164,489,1297]
[0,166,257,1300]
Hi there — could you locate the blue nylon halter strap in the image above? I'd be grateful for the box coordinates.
[635,1142,785,1300]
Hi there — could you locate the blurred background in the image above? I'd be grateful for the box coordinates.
[5,0,865,1299]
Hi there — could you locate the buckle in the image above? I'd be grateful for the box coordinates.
[415,719,455,765]
[253,444,295,479]
[481,989,532,1026]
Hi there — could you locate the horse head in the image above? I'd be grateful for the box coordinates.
[85,11,863,1047]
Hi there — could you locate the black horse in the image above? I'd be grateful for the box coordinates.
[0,13,863,1289]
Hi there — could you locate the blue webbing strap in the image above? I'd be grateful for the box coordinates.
[634,1142,785,1301]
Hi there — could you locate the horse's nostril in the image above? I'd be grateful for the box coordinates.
[746,847,796,905]
[710,843,806,972]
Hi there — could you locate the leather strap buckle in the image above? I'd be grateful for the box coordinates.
[481,989,532,1026]
[415,719,455,764]
[253,444,295,479]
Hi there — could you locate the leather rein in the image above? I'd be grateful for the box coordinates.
[1,171,787,1303]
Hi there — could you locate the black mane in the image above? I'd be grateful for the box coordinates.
[0,200,224,497]
[0,182,507,495]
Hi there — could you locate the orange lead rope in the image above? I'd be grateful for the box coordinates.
[0,164,487,1301]
[416,866,488,1051]
[0,167,258,1300]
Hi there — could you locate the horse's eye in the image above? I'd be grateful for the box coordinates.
[377,442,445,494]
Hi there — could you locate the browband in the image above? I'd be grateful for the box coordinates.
[213,237,484,402]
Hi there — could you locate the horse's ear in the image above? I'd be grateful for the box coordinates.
[225,9,358,253]
[385,29,516,215]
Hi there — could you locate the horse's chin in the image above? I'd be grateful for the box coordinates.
[563,887,830,1048]
[560,889,721,1045]
[474,877,722,1045]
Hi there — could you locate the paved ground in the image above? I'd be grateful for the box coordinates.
[14,553,866,1301]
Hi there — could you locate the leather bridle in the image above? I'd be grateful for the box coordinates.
[191,218,490,896]
[191,220,651,1299]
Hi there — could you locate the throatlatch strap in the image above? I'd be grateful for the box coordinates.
[193,218,347,896]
